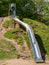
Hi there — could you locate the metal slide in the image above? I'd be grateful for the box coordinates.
[10,3,44,62]
[12,17,44,62]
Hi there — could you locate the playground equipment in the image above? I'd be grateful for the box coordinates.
[9,3,44,62]
[9,3,16,18]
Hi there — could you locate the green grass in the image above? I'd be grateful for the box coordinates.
[2,20,14,28]
[0,39,19,59]
[4,30,18,39]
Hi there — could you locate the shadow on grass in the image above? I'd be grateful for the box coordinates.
[35,34,46,62]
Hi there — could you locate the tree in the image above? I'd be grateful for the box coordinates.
[16,0,36,19]
[32,0,49,24]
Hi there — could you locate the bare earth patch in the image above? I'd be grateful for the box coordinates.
[0,58,49,65]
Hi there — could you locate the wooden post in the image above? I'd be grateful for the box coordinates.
[14,20,16,28]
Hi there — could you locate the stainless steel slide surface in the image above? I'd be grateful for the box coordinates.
[12,17,44,62]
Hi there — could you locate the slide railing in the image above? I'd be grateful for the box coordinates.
[12,17,44,62]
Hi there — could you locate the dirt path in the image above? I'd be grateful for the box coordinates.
[0,17,8,38]
[0,17,4,38]
[0,58,49,65]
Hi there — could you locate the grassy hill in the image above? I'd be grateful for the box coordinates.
[2,17,49,59]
